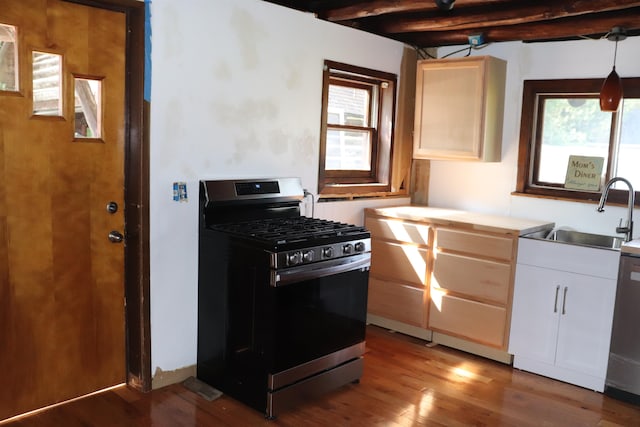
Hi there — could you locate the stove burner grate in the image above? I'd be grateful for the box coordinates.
[209,217,367,245]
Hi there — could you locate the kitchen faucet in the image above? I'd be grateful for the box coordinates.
[597,177,635,241]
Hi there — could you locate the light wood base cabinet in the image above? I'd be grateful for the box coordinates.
[365,215,430,328]
[429,228,515,350]
[363,207,545,363]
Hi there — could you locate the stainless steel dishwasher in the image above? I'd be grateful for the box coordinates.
[605,246,640,405]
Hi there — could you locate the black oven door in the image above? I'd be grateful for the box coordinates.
[263,266,369,374]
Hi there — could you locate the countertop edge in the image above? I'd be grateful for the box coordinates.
[364,206,555,236]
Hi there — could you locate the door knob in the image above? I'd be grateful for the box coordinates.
[108,230,124,243]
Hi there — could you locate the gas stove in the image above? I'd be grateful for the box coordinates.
[197,177,370,419]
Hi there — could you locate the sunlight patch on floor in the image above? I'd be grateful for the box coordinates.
[396,388,435,425]
[448,363,493,384]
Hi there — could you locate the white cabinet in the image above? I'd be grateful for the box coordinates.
[509,237,619,391]
[413,55,506,161]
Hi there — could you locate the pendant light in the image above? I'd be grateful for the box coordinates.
[600,27,626,112]
[435,0,455,11]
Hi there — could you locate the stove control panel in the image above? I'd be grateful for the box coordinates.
[272,238,371,269]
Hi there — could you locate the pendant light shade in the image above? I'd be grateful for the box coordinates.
[599,27,626,112]
[435,0,455,11]
[600,66,623,112]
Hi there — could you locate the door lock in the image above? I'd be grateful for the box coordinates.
[108,230,124,243]
[106,201,118,214]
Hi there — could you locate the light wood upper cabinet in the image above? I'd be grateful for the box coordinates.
[413,55,507,161]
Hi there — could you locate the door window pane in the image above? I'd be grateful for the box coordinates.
[74,77,102,138]
[0,23,18,91]
[32,51,62,116]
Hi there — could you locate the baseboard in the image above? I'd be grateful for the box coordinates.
[152,365,197,390]
[432,332,513,365]
[366,314,433,341]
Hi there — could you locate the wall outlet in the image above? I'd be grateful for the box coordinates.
[173,182,188,202]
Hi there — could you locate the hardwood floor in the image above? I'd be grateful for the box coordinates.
[3,325,640,426]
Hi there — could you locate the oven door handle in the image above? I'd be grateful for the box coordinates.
[271,253,371,287]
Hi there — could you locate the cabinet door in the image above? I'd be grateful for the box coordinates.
[413,56,506,161]
[509,264,561,364]
[414,60,484,159]
[555,274,616,379]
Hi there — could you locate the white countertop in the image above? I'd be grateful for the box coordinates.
[365,205,555,236]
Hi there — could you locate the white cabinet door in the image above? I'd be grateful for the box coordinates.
[511,261,617,390]
[555,273,616,379]
[509,264,561,365]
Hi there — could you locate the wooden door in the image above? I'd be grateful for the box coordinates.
[0,0,126,420]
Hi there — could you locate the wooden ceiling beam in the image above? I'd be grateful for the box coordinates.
[319,0,498,21]
[401,10,640,47]
[376,0,640,33]
[261,0,640,49]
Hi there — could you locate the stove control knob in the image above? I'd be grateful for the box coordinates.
[288,251,301,266]
[354,241,366,252]
[322,247,334,258]
[342,243,353,255]
[302,250,314,263]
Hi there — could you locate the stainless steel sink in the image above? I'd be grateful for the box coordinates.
[523,228,623,250]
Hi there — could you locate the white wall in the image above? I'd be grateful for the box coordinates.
[148,0,409,379]
[428,37,640,236]
[149,0,640,382]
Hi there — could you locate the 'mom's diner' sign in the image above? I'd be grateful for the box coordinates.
[564,155,604,191]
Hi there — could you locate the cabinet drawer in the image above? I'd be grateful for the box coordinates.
[429,291,507,348]
[433,252,511,304]
[365,216,430,246]
[371,240,428,285]
[436,228,513,261]
[368,278,425,327]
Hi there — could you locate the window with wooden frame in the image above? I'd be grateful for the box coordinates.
[318,60,396,196]
[516,78,640,206]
